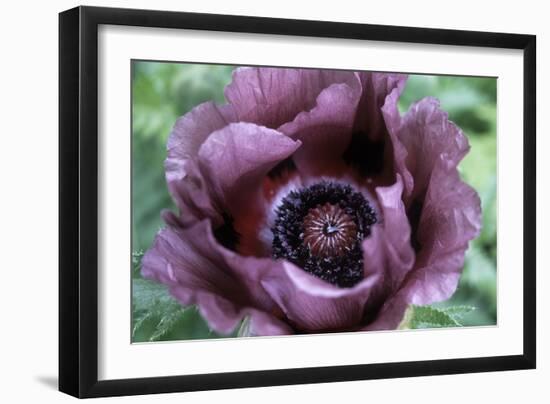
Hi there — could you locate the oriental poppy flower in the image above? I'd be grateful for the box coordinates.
[141,67,482,335]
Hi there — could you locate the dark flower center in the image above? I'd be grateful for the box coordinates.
[303,203,358,257]
[271,181,377,288]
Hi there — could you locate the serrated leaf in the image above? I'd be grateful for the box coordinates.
[149,308,190,341]
[413,306,460,328]
[400,305,466,330]
[132,311,153,337]
[131,278,224,342]
[132,278,182,341]
[132,278,180,312]
[441,305,475,321]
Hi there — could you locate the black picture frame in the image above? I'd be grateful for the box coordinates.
[59,5,536,398]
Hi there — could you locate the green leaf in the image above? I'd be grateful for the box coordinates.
[132,278,225,342]
[133,278,178,311]
[132,250,144,277]
[149,308,191,341]
[399,305,476,330]
[442,305,476,322]
[132,278,182,341]
[236,316,253,338]
[132,312,153,337]
[411,306,459,328]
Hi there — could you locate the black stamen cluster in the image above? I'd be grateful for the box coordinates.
[271,181,377,288]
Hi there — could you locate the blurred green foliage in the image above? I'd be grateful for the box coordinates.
[131,62,497,342]
[399,305,476,330]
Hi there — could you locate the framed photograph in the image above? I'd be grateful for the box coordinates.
[59,5,536,398]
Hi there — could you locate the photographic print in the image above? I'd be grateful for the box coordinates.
[59,8,535,396]
[131,62,497,342]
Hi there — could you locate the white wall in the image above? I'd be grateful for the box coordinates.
[0,0,545,402]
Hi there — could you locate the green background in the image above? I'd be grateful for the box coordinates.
[131,62,497,342]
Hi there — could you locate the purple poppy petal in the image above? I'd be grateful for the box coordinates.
[402,166,482,304]
[142,220,292,335]
[142,225,245,304]
[394,97,470,205]
[170,288,292,336]
[243,309,294,336]
[225,67,359,129]
[198,122,301,217]
[167,101,237,162]
[354,72,407,142]
[381,80,414,196]
[363,177,415,296]
[165,102,236,226]
[165,159,224,227]
[362,292,409,331]
[379,97,481,306]
[261,261,380,332]
[342,72,407,184]
[278,77,362,176]
[203,234,293,336]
